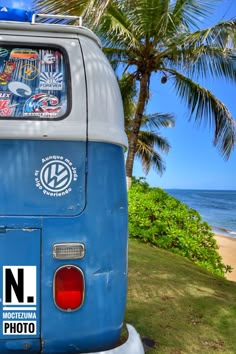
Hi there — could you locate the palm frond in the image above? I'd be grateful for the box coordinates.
[168,69,236,158]
[189,48,236,81]
[82,0,112,26]
[127,0,171,39]
[163,46,236,82]
[160,19,236,63]
[142,113,175,130]
[34,0,89,15]
[187,20,236,49]
[103,47,131,70]
[34,0,112,26]
[135,136,166,175]
[170,0,218,30]
[138,130,171,153]
[97,3,140,48]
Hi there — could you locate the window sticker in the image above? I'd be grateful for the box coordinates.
[0,61,16,85]
[19,64,40,81]
[0,99,15,116]
[23,93,62,117]
[0,46,68,120]
[10,48,39,61]
[8,82,32,97]
[0,48,9,58]
[39,72,63,91]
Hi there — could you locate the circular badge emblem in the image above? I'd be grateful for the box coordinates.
[40,160,72,192]
[35,156,78,197]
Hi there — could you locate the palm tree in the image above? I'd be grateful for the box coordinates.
[35,0,236,188]
[119,74,175,187]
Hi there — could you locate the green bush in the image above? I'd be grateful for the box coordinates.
[128,178,231,277]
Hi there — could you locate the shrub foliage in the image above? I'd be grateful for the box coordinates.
[128,178,231,277]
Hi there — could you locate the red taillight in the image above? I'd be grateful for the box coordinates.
[54,266,84,311]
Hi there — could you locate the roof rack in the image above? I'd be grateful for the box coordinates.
[0,7,83,26]
[31,13,83,27]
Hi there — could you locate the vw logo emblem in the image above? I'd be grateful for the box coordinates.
[40,160,73,193]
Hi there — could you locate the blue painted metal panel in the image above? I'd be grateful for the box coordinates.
[0,339,40,353]
[40,142,128,353]
[0,228,40,352]
[0,140,86,217]
[0,142,127,353]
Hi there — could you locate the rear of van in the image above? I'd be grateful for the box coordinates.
[0,13,129,353]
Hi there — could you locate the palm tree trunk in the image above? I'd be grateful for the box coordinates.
[126,72,150,188]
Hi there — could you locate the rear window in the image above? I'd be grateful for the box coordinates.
[0,45,69,120]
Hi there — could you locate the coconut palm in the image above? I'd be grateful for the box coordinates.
[35,0,236,188]
[119,74,175,184]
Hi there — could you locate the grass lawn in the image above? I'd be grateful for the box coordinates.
[125,239,236,354]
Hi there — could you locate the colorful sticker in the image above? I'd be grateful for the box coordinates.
[0,48,9,58]
[42,53,56,64]
[0,61,16,85]
[8,82,32,97]
[0,100,15,116]
[10,48,38,61]
[39,72,63,90]
[19,64,40,81]
[23,93,62,117]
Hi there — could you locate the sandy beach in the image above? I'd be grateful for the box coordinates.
[214,234,236,282]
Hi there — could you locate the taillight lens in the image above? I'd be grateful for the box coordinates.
[54,266,84,311]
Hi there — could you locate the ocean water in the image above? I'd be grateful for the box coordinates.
[165,189,236,238]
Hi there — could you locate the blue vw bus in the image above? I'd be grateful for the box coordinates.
[0,6,144,354]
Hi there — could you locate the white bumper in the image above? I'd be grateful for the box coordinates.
[81,324,144,354]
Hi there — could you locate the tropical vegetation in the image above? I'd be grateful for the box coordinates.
[35,0,236,187]
[128,178,232,277]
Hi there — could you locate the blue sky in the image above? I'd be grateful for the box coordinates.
[2,0,236,190]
